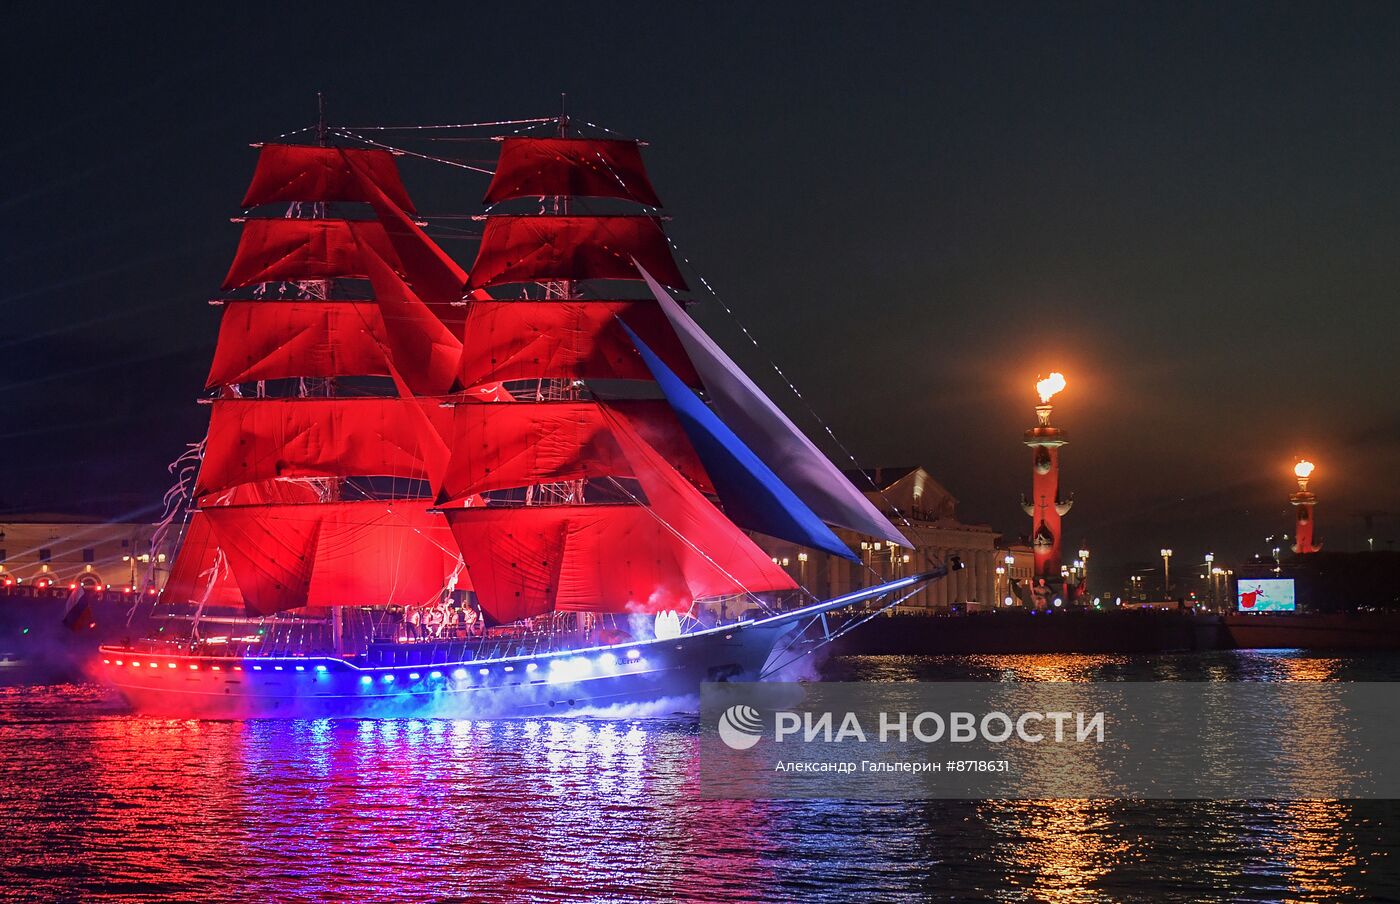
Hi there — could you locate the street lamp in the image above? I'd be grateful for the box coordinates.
[797,551,808,583]
[1204,553,1215,609]
[1160,548,1173,596]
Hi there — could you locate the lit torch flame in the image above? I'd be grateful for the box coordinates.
[1294,459,1315,479]
[1036,372,1067,405]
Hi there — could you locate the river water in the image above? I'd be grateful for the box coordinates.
[2,651,1398,902]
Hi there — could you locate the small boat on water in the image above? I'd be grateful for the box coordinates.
[96,108,949,717]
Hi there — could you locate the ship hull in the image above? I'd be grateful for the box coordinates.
[98,621,795,719]
[97,574,937,718]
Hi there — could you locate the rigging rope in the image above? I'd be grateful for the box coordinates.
[558,136,926,565]
[340,118,556,131]
[331,129,496,176]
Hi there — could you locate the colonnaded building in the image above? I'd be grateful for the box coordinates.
[753,466,1034,611]
[0,515,163,592]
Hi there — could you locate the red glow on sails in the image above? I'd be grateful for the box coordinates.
[435,400,712,504]
[340,147,467,320]
[165,480,324,606]
[440,405,793,622]
[241,144,417,213]
[160,512,242,607]
[442,505,693,624]
[458,300,700,387]
[483,138,662,207]
[221,219,403,289]
[599,405,796,599]
[195,398,451,498]
[204,501,459,616]
[205,301,390,387]
[361,250,462,396]
[464,216,687,291]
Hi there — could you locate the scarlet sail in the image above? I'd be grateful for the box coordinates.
[435,400,712,504]
[598,405,796,599]
[443,505,693,624]
[195,398,451,498]
[483,137,662,207]
[464,216,687,290]
[206,301,390,387]
[160,511,243,607]
[242,144,417,213]
[340,147,468,318]
[361,250,462,396]
[204,501,459,616]
[222,219,403,289]
[458,300,700,387]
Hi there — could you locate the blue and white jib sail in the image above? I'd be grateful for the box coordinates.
[630,262,912,552]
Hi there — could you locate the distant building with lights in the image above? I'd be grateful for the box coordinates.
[753,466,1015,611]
[0,515,164,592]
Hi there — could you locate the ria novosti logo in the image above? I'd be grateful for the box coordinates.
[716,705,1106,749]
[717,704,765,750]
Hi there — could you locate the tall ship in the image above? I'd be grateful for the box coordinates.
[97,110,948,717]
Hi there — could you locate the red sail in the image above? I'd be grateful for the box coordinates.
[206,301,390,387]
[361,250,462,396]
[465,216,687,291]
[204,501,458,616]
[483,138,662,207]
[442,505,693,624]
[441,407,794,622]
[241,144,417,213]
[195,398,451,498]
[160,511,243,607]
[221,219,403,289]
[458,300,700,388]
[600,405,797,599]
[340,148,467,321]
[435,400,713,504]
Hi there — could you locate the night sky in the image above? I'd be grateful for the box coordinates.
[4,2,1399,579]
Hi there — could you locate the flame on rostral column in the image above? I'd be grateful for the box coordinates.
[1036,372,1067,405]
[1294,459,1315,479]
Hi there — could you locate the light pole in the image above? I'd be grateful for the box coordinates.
[797,552,808,585]
[1160,548,1173,597]
[1203,553,1215,609]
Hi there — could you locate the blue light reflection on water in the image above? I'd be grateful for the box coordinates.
[0,651,1398,901]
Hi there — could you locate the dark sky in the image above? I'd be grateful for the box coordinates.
[4,2,1399,578]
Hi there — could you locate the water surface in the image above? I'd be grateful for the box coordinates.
[2,651,1398,902]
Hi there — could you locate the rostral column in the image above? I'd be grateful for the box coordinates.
[1021,373,1072,601]
[1290,459,1321,554]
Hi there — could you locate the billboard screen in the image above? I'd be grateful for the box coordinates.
[1237,578,1296,612]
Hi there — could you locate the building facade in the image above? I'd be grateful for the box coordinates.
[0,515,163,592]
[752,466,1020,611]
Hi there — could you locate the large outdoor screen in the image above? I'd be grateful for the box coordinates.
[1236,578,1296,612]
